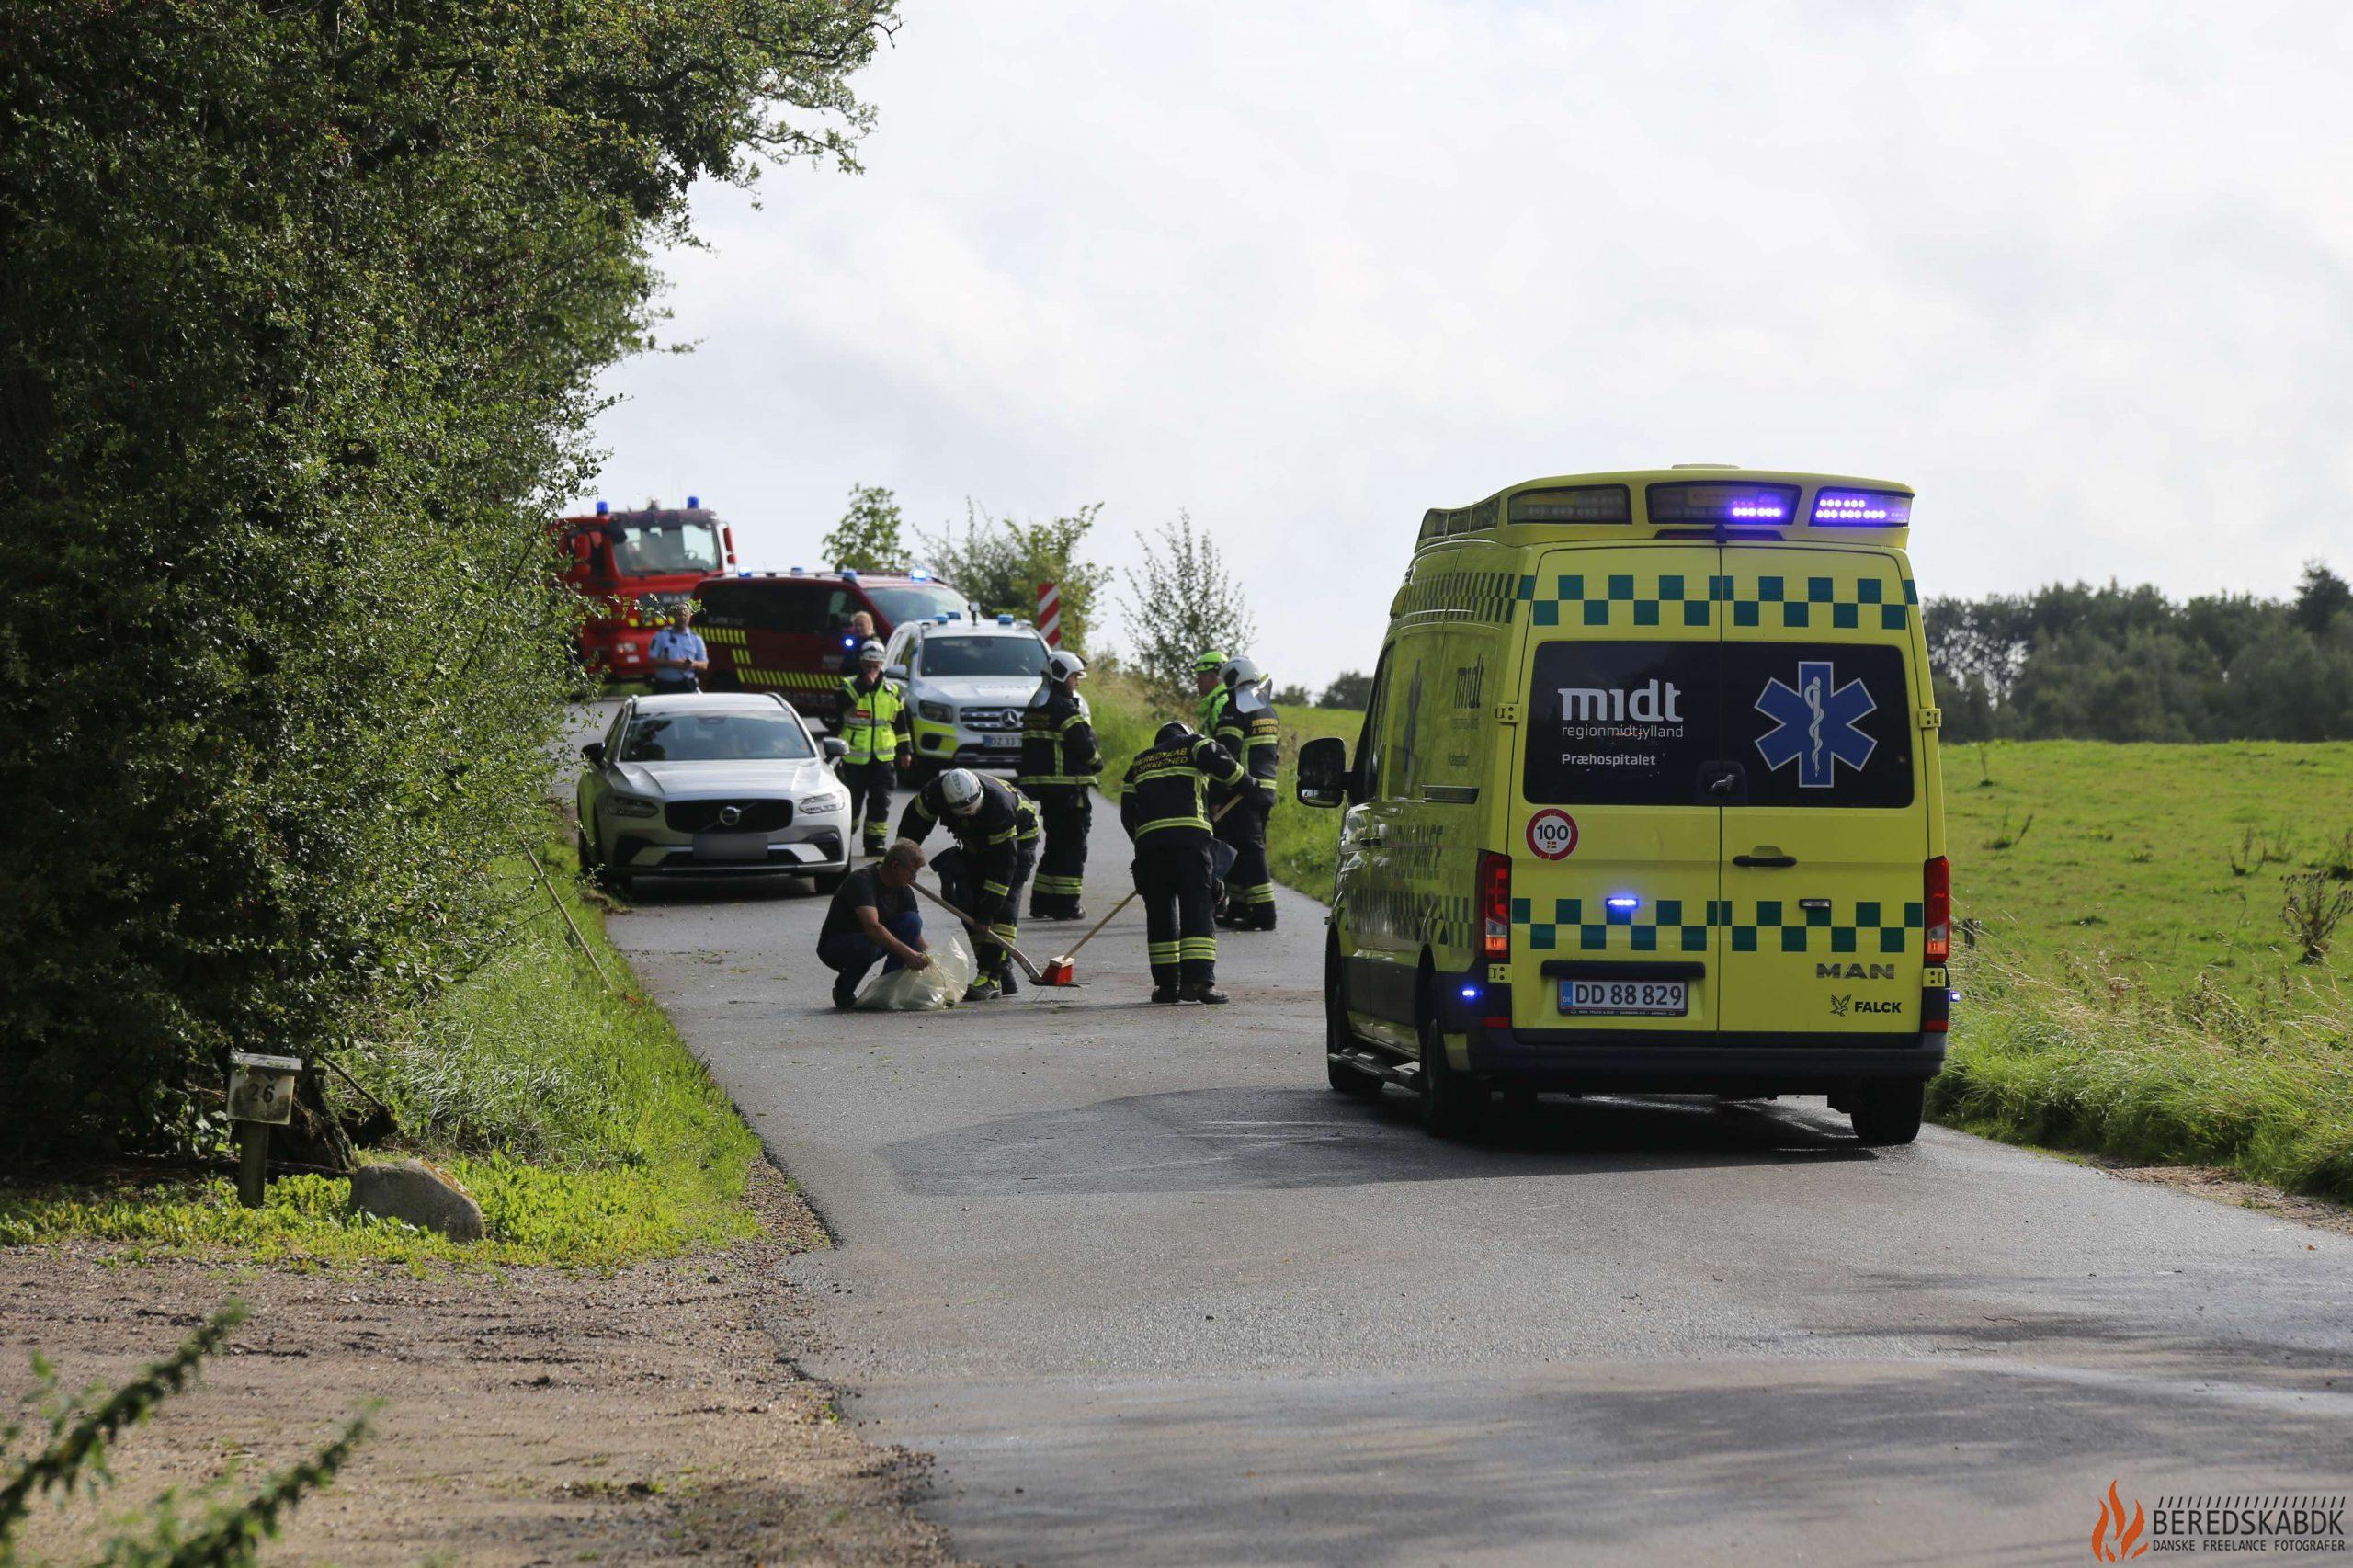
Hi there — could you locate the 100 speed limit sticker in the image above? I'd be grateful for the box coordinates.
[1526,809,1579,860]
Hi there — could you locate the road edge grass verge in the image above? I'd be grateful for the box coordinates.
[1932,953,2353,1203]
[0,827,765,1267]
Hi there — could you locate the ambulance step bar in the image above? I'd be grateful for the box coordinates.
[1330,1048,1420,1086]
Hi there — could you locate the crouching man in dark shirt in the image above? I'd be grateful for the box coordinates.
[817,840,930,1009]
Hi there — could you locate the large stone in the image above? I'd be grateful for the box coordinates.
[347,1158,485,1242]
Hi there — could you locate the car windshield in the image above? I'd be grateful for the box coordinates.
[864,584,966,625]
[620,711,813,763]
[920,635,1047,678]
[611,517,723,577]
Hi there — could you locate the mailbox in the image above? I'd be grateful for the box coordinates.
[227,1051,302,1126]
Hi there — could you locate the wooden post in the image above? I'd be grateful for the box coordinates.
[237,1122,269,1209]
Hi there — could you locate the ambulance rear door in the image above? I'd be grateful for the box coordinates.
[1715,545,1928,1036]
[1509,544,1724,1035]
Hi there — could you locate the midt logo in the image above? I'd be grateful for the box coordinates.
[1817,962,1897,981]
[1556,679,1683,722]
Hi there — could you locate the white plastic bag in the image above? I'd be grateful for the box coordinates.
[856,924,977,1010]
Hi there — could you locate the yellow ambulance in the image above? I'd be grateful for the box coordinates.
[1296,468,1950,1143]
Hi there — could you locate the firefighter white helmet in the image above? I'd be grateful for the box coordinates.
[1044,650,1086,682]
[938,768,984,816]
[858,639,886,665]
[1218,656,1264,690]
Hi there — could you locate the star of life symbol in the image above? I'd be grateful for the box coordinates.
[1755,660,1876,788]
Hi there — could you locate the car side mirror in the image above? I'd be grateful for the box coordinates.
[883,664,908,682]
[823,736,848,760]
[582,740,607,767]
[1296,735,1351,808]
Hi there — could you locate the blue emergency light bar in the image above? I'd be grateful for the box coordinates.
[997,613,1015,625]
[909,568,931,581]
[1811,488,1913,526]
[688,494,700,508]
[595,500,609,516]
[1645,483,1801,526]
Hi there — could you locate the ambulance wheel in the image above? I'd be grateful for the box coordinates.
[1848,1080,1925,1147]
[1416,1007,1486,1140]
[1324,935,1383,1096]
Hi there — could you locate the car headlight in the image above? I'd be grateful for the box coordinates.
[616,641,640,653]
[607,793,660,818]
[918,700,955,722]
[798,790,847,814]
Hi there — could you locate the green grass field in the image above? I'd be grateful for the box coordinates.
[0,829,764,1266]
[1094,681,2353,1198]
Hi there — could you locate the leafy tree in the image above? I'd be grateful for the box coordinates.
[820,483,907,573]
[1317,671,1374,710]
[916,501,1109,652]
[0,0,892,1154]
[1117,512,1258,705]
[2295,562,2352,634]
[1925,570,2353,742]
[1271,682,1312,707]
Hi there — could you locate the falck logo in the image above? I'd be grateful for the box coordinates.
[2091,1481,2148,1561]
[1756,659,1876,788]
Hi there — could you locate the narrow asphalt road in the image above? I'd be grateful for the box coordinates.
[574,705,2353,1564]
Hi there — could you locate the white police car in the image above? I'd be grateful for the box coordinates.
[881,615,1053,783]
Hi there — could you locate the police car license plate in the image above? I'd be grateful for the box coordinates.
[1559,979,1687,1017]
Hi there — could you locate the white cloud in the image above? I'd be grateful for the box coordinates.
[586,0,2353,687]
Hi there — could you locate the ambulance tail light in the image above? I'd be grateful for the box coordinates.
[1924,856,1950,965]
[1478,851,1511,961]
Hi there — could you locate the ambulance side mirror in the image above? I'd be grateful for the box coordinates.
[1296,736,1351,808]
[884,664,908,681]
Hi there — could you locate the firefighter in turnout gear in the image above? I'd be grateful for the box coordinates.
[1119,721,1247,1004]
[1019,650,1102,921]
[896,767,1041,1001]
[1211,656,1281,930]
[836,640,912,858]
[1193,649,1231,736]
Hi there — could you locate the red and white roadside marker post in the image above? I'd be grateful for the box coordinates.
[1037,582,1062,647]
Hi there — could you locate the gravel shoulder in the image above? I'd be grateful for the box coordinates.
[0,1165,952,1567]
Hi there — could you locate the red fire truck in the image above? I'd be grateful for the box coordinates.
[551,498,736,682]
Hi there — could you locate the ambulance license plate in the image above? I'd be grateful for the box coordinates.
[1559,979,1687,1017]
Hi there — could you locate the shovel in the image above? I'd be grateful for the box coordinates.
[910,879,1050,985]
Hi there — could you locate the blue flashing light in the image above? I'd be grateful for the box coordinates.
[1811,488,1914,526]
[997,613,1014,626]
[1458,984,1481,1002]
[737,570,751,577]
[842,568,858,580]
[595,500,609,516]
[1606,895,1641,912]
[790,566,804,575]
[840,636,855,649]
[909,567,931,581]
[687,494,700,509]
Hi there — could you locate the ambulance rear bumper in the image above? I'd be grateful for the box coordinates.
[1466,1028,1945,1092]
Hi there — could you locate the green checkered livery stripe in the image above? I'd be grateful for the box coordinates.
[1508,898,1924,955]
[1514,573,1915,632]
[1394,568,1522,625]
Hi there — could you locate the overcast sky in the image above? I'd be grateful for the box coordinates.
[584,0,2353,689]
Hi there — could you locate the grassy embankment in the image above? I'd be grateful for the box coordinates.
[0,830,763,1266]
[1093,677,2353,1199]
